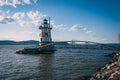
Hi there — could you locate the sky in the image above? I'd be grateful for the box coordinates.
[0,0,120,43]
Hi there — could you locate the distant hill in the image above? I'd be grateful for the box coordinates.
[0,40,69,45]
[0,40,39,45]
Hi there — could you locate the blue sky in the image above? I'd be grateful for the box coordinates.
[0,0,120,43]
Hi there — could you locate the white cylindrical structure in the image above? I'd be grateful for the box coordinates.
[39,18,52,46]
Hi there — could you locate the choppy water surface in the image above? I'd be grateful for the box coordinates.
[0,45,119,80]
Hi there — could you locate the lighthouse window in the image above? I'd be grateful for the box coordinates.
[45,33,48,37]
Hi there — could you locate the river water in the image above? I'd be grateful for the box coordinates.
[0,45,119,80]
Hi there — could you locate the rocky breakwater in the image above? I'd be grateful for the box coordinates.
[90,52,120,80]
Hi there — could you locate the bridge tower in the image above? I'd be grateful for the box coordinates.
[39,18,52,46]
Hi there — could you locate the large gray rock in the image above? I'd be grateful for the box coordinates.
[90,52,120,80]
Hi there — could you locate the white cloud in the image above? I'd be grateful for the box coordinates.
[0,10,10,17]
[0,11,26,25]
[69,25,79,31]
[69,24,97,38]
[0,0,22,8]
[12,12,25,20]
[27,11,46,20]
[86,30,94,34]
[22,0,31,4]
[12,0,22,7]
[0,11,16,24]
[0,0,38,8]
[46,20,68,30]
[0,10,47,26]
[68,24,109,42]
[27,11,47,25]
[85,30,96,37]
[69,25,87,32]
[53,24,67,30]
[50,20,55,25]
[27,11,39,20]
[12,11,47,26]
[79,26,87,31]
[0,0,9,6]
[17,20,29,27]
[31,20,41,26]
[0,16,15,24]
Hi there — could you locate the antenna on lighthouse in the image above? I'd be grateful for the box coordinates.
[49,17,50,27]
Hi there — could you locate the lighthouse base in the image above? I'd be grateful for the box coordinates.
[16,44,56,54]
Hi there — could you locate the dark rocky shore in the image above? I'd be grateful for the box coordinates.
[90,52,120,80]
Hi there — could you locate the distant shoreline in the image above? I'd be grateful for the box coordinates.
[0,40,39,45]
[0,40,120,45]
[0,40,69,45]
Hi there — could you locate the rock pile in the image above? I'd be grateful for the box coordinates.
[90,52,120,80]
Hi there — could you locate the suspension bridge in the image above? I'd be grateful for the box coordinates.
[54,40,120,50]
[55,40,102,44]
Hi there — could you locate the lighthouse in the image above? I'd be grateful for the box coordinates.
[39,18,52,46]
[16,18,55,54]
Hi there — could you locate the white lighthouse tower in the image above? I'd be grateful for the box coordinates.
[39,18,52,46]
[16,18,55,54]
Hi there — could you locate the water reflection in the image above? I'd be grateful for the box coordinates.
[37,54,55,80]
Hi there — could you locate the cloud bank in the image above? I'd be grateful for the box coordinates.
[0,10,46,26]
[0,0,38,8]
